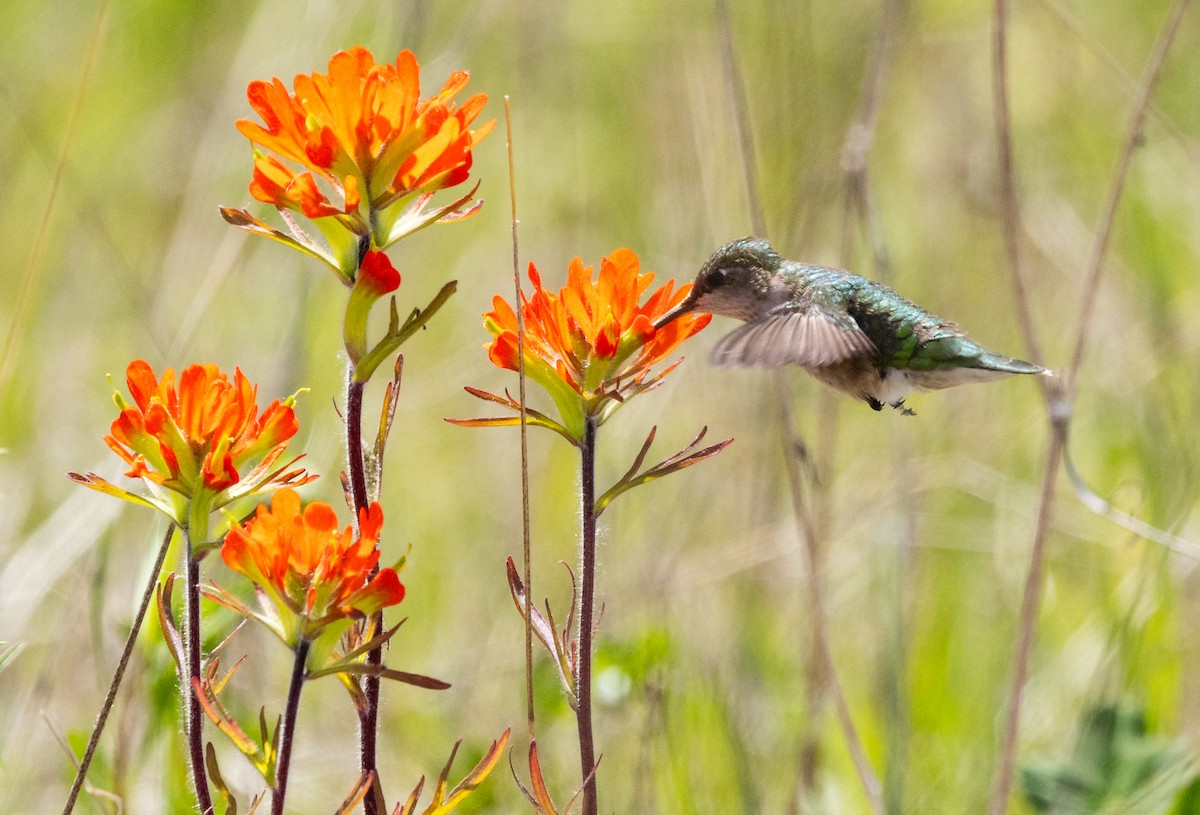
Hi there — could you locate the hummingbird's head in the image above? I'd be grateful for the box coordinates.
[653,237,783,329]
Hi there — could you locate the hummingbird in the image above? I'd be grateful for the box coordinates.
[653,237,1049,414]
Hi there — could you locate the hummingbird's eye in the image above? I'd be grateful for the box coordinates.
[708,268,728,288]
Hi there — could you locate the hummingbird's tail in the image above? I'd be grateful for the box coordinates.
[904,348,1049,391]
[976,353,1047,376]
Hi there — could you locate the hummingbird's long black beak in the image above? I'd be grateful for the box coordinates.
[652,287,700,330]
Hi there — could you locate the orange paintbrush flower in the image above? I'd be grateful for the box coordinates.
[222,46,493,276]
[468,248,711,441]
[219,489,404,646]
[70,360,312,521]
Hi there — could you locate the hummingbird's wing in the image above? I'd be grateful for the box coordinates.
[710,304,877,368]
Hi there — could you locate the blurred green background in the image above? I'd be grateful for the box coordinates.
[2,0,1199,812]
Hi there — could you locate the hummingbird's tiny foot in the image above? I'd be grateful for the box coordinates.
[891,399,916,416]
[866,396,884,411]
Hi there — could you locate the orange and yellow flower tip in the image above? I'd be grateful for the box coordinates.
[232,46,493,259]
[249,152,361,221]
[77,359,312,518]
[221,489,404,643]
[482,248,712,438]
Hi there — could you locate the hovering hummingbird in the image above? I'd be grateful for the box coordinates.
[654,237,1048,414]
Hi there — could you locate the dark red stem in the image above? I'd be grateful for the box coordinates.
[272,638,310,815]
[347,374,383,814]
[346,376,371,511]
[184,535,214,814]
[576,416,599,815]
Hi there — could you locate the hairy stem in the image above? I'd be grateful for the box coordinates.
[346,376,371,511]
[272,639,311,815]
[576,416,599,815]
[61,524,175,815]
[347,372,384,815]
[184,506,213,815]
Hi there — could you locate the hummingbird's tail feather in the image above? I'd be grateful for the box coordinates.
[975,353,1045,376]
[905,353,1045,391]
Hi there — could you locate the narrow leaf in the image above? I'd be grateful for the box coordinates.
[307,662,450,690]
[528,740,560,814]
[68,472,162,511]
[218,207,337,270]
[336,621,406,664]
[332,772,374,815]
[430,740,461,807]
[156,575,184,676]
[211,655,247,696]
[617,426,658,487]
[375,355,405,465]
[376,668,451,690]
[595,429,732,516]
[507,558,574,697]
[432,728,512,813]
[206,742,238,815]
[448,390,575,443]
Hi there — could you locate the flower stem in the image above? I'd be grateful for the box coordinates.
[183,505,214,815]
[576,416,599,815]
[346,375,371,511]
[61,524,176,815]
[346,372,383,814]
[272,638,311,815]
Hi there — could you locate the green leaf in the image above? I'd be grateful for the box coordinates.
[595,426,732,516]
[355,280,458,383]
[219,206,344,276]
[306,661,450,690]
[1021,703,1197,814]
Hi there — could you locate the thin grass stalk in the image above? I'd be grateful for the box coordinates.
[991,0,1048,376]
[713,0,766,240]
[1062,0,1191,396]
[986,424,1066,815]
[775,376,886,814]
[838,2,910,811]
[576,416,600,815]
[0,0,108,393]
[272,638,311,815]
[61,524,175,815]
[504,96,537,740]
[714,0,885,810]
[986,2,1190,811]
[984,1,1060,809]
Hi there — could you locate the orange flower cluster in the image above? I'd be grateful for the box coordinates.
[232,47,492,250]
[222,489,404,642]
[482,249,711,438]
[103,359,304,499]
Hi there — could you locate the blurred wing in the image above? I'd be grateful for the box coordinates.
[710,308,877,368]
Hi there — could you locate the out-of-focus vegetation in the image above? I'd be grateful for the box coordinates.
[2,0,1198,812]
